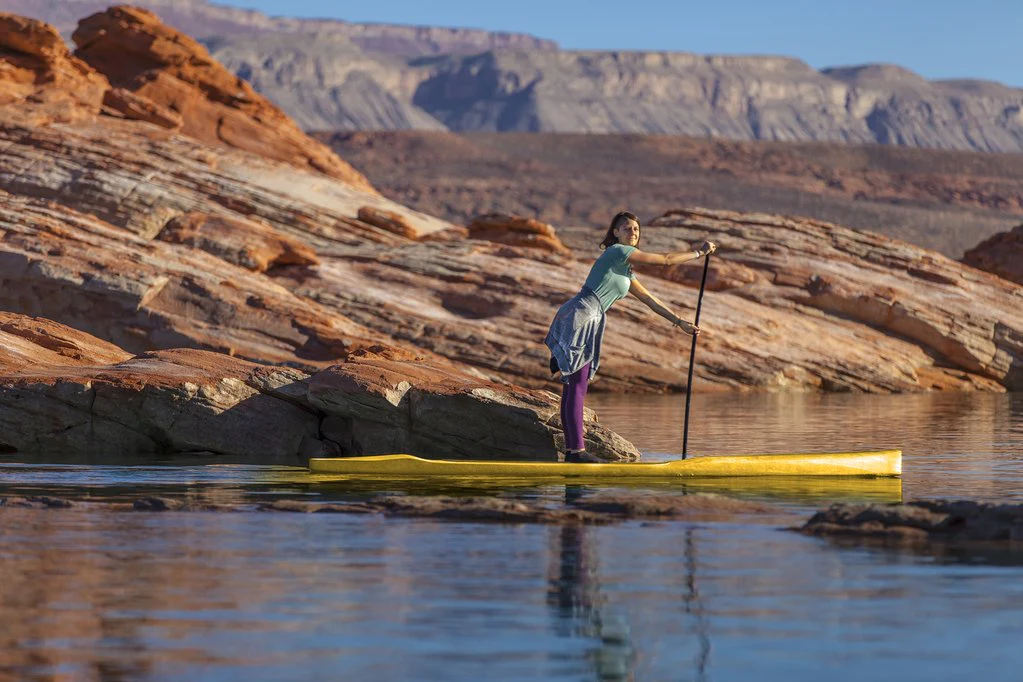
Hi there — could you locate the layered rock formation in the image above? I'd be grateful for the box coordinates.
[0,13,108,123]
[219,40,1023,154]
[466,214,571,255]
[0,314,638,461]
[634,208,1023,391]
[962,224,1023,285]
[0,0,558,56]
[70,6,374,191]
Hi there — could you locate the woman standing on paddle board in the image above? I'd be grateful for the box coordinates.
[545,211,716,463]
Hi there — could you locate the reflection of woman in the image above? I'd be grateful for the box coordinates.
[545,211,716,462]
[548,486,635,680]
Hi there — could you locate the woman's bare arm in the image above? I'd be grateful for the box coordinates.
[628,240,716,266]
[628,277,698,335]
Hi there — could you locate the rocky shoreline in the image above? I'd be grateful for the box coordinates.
[0,491,782,524]
[8,493,1023,550]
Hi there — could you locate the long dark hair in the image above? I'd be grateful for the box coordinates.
[599,211,640,250]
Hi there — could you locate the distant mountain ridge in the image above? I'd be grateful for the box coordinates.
[4,0,1023,152]
[0,0,559,55]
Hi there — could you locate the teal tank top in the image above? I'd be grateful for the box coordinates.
[583,244,636,312]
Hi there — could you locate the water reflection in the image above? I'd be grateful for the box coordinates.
[549,486,636,681]
[590,391,1023,502]
[681,528,711,682]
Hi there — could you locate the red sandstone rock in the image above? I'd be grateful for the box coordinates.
[0,312,132,368]
[102,86,182,129]
[157,212,319,273]
[961,224,1023,286]
[0,190,389,369]
[467,213,572,256]
[357,206,419,239]
[0,318,640,461]
[0,14,109,122]
[71,6,376,191]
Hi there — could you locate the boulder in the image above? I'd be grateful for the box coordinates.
[0,316,641,462]
[0,13,109,123]
[962,224,1023,286]
[71,6,376,191]
[357,206,419,239]
[305,345,640,461]
[157,211,319,273]
[801,500,1023,543]
[467,213,572,256]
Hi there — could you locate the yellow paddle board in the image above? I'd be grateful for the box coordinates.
[309,450,901,478]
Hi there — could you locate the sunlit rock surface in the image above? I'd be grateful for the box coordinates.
[67,6,374,190]
[0,316,639,461]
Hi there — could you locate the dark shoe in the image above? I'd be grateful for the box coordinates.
[565,449,605,463]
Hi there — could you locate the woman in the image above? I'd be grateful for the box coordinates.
[545,211,717,463]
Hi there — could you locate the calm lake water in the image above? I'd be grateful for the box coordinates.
[2,391,1022,681]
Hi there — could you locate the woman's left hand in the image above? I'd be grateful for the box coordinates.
[674,318,699,335]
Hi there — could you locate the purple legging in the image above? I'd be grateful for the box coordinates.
[560,362,591,451]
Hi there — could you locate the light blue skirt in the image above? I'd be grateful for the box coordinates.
[544,287,606,384]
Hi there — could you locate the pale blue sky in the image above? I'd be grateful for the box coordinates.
[220,0,1021,87]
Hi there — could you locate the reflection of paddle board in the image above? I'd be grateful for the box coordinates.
[309,450,901,478]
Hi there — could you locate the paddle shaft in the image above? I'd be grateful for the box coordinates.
[682,255,711,457]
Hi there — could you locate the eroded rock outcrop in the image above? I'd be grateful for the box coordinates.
[638,208,1023,391]
[156,211,319,273]
[71,5,375,191]
[0,190,390,367]
[0,315,640,461]
[467,213,571,256]
[0,13,108,123]
[801,501,1023,543]
[305,345,637,461]
[962,224,1023,286]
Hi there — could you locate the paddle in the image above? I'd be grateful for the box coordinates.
[682,254,711,458]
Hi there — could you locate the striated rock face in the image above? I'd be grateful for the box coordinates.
[0,317,639,461]
[0,13,108,123]
[217,37,1023,154]
[71,6,375,191]
[962,224,1023,285]
[0,188,405,369]
[0,112,449,369]
[1,105,1020,394]
[638,208,1023,391]
[407,51,1023,150]
[304,345,637,461]
[467,213,572,255]
[157,212,320,274]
